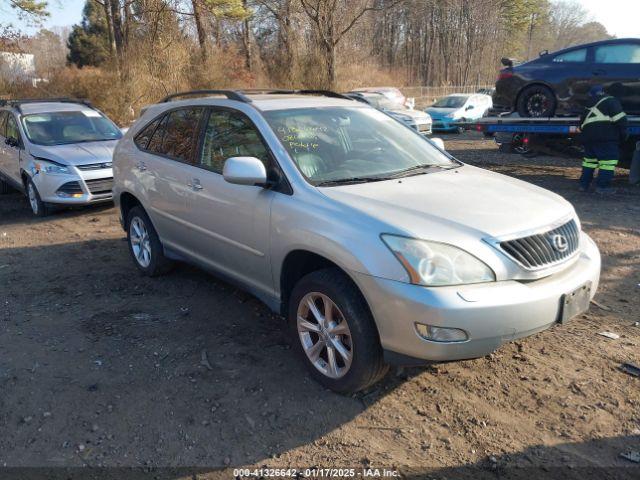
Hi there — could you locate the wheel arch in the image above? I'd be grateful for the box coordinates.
[119,191,143,230]
[279,249,368,318]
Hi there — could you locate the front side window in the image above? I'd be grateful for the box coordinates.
[595,43,640,63]
[199,110,270,173]
[134,117,161,150]
[21,111,122,146]
[553,48,587,63]
[264,107,457,185]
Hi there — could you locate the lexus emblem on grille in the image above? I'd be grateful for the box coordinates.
[550,234,569,253]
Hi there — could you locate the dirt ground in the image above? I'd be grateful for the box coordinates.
[1,132,639,479]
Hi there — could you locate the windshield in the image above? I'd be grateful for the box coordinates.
[21,111,122,146]
[432,96,468,108]
[264,107,457,185]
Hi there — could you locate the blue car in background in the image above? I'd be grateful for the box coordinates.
[426,93,492,132]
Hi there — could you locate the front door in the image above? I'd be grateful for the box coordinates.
[181,108,275,298]
[2,114,23,183]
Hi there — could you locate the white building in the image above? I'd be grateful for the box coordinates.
[0,52,37,85]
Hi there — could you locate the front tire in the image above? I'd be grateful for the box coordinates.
[26,178,48,217]
[517,85,556,117]
[289,268,388,393]
[126,206,172,276]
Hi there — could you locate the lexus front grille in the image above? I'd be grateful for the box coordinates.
[499,219,580,270]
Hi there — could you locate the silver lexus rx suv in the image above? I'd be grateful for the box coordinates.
[113,89,601,393]
[0,98,122,216]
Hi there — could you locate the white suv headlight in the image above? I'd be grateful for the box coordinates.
[381,235,495,286]
[34,159,70,175]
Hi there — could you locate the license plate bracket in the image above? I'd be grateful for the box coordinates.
[559,282,592,324]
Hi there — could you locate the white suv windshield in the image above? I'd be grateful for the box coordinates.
[264,106,456,185]
[21,111,122,146]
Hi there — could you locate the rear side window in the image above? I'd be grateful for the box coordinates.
[6,115,20,140]
[0,111,7,136]
[161,108,204,162]
[595,43,640,63]
[146,114,169,154]
[553,48,587,63]
[134,117,161,150]
[199,110,270,173]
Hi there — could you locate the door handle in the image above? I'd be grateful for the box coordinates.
[136,161,147,172]
[187,179,203,191]
[592,69,606,76]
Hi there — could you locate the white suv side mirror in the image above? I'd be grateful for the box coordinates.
[223,156,267,186]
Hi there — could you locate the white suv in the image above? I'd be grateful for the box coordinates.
[0,98,122,216]
[113,89,600,393]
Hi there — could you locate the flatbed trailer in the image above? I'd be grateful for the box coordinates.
[459,115,640,168]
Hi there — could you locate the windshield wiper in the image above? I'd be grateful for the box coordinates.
[389,164,456,178]
[316,176,393,187]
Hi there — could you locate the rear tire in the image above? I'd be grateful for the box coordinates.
[517,85,556,117]
[126,206,172,276]
[288,268,388,393]
[26,178,49,217]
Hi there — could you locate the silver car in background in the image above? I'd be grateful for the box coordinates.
[0,98,122,216]
[113,90,600,393]
[347,91,432,135]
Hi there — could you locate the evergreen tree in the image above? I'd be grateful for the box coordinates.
[67,0,110,67]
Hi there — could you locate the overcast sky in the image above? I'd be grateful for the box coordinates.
[2,0,639,38]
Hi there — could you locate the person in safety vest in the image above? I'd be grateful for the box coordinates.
[579,84,628,193]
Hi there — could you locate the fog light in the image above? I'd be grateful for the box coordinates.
[415,323,468,343]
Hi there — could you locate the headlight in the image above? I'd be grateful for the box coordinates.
[34,160,70,175]
[381,235,495,286]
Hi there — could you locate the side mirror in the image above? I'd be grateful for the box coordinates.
[430,138,445,151]
[223,156,267,186]
[5,137,19,147]
[465,105,474,111]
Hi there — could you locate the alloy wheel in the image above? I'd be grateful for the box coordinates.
[297,292,353,379]
[130,217,152,268]
[526,93,550,117]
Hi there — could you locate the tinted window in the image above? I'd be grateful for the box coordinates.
[432,96,468,108]
[146,114,168,154]
[134,117,161,150]
[6,115,20,140]
[595,43,640,63]
[0,111,7,137]
[199,110,269,173]
[161,108,204,162]
[552,48,587,63]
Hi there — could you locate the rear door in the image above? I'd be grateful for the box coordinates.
[180,107,276,297]
[133,107,205,248]
[592,41,640,113]
[0,111,8,178]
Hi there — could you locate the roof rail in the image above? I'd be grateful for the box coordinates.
[161,90,252,103]
[0,97,93,114]
[239,88,353,100]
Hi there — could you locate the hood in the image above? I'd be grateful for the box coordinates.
[319,164,574,240]
[388,108,431,122]
[29,140,118,166]
[425,107,459,118]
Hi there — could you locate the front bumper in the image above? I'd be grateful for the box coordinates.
[33,167,113,205]
[353,233,600,363]
[431,119,458,131]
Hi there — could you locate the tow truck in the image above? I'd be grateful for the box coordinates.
[460,114,640,168]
